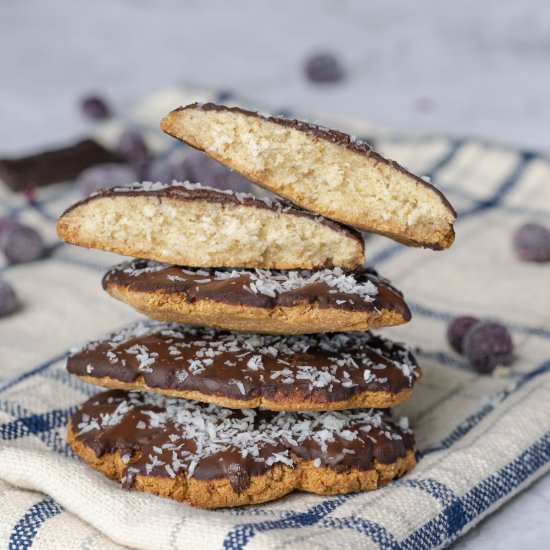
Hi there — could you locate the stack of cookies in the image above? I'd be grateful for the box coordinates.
[56,104,456,509]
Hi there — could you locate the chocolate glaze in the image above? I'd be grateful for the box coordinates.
[102,259,411,319]
[72,389,414,492]
[0,139,122,191]
[59,181,363,246]
[67,323,420,405]
[171,103,457,219]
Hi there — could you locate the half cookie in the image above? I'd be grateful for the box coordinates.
[68,389,416,508]
[162,103,456,249]
[56,181,364,270]
[103,260,411,334]
[67,323,421,411]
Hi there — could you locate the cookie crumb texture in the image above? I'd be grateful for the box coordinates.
[67,322,421,411]
[68,390,416,508]
[161,104,456,249]
[103,260,411,334]
[56,182,364,270]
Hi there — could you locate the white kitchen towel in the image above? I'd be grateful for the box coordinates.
[0,86,549,550]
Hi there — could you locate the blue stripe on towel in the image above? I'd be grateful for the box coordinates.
[371,150,533,267]
[223,495,353,549]
[0,352,67,394]
[409,302,550,341]
[320,515,399,549]
[401,432,550,549]
[422,360,550,455]
[8,497,63,550]
[0,407,76,441]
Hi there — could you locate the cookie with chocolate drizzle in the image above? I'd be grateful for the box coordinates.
[102,260,411,334]
[68,389,416,508]
[67,322,421,411]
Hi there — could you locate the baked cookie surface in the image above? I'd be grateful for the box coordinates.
[161,103,456,249]
[103,260,411,334]
[56,181,364,270]
[67,322,421,411]
[68,389,416,508]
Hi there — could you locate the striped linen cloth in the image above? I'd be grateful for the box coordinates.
[0,87,549,550]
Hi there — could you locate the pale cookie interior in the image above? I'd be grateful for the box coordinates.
[162,108,456,248]
[56,196,364,269]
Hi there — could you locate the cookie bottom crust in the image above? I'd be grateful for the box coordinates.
[68,422,416,509]
[106,283,408,334]
[76,373,415,411]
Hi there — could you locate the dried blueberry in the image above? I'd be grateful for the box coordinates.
[447,316,480,354]
[115,129,150,178]
[0,217,19,235]
[146,150,190,183]
[513,223,550,262]
[80,95,112,120]
[184,149,254,193]
[463,321,514,374]
[304,53,345,83]
[0,277,17,317]
[0,222,45,264]
[75,163,137,197]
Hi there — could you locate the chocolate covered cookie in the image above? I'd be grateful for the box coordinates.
[67,323,421,411]
[68,389,416,508]
[103,260,411,334]
[56,181,364,270]
[161,103,456,249]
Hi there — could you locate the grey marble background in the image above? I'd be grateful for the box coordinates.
[1,1,549,548]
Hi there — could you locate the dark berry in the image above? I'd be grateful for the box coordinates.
[146,150,190,183]
[0,277,17,317]
[75,163,137,197]
[304,53,345,83]
[115,129,150,178]
[414,96,435,112]
[184,150,254,193]
[0,217,19,235]
[513,223,550,262]
[463,322,514,373]
[0,223,45,264]
[80,95,112,120]
[447,316,480,354]
[215,90,234,103]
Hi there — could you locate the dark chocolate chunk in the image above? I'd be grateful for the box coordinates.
[0,139,122,191]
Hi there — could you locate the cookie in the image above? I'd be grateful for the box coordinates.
[102,260,411,334]
[68,389,416,508]
[67,322,421,411]
[161,103,456,249]
[56,181,364,270]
